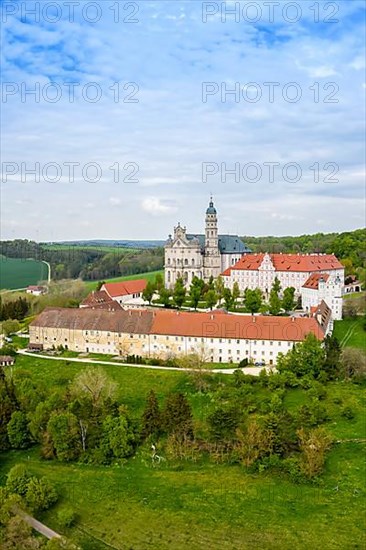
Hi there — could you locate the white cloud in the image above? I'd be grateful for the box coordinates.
[141,197,178,215]
[109,197,122,206]
[0,0,364,239]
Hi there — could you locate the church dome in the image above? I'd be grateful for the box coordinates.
[206,198,217,215]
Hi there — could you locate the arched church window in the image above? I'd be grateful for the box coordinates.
[185,259,188,265]
[192,259,195,266]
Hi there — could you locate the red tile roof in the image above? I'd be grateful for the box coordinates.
[150,310,324,341]
[222,253,343,276]
[30,307,325,342]
[102,279,147,298]
[80,290,114,307]
[302,273,330,290]
[311,300,332,332]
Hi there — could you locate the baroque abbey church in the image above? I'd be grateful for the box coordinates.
[164,198,251,288]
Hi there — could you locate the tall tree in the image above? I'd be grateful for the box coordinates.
[277,333,326,379]
[204,289,217,310]
[159,287,171,307]
[141,390,161,439]
[323,335,342,380]
[215,276,225,306]
[7,411,32,449]
[101,412,135,460]
[282,287,295,313]
[72,367,117,408]
[232,282,241,310]
[142,281,155,304]
[189,283,201,310]
[269,288,281,315]
[244,288,262,313]
[223,288,233,310]
[47,411,81,461]
[154,273,164,293]
[162,392,193,439]
[173,277,186,309]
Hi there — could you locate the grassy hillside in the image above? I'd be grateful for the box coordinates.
[0,354,365,550]
[0,257,49,290]
[333,317,366,350]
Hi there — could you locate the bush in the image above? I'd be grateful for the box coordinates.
[58,507,77,528]
[7,411,33,449]
[307,382,327,401]
[6,464,31,496]
[25,477,58,512]
[281,456,304,483]
[341,406,355,420]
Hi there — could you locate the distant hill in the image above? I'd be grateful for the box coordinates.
[44,240,165,249]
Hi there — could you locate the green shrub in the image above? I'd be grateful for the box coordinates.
[6,464,31,496]
[25,477,58,512]
[57,507,77,528]
[341,406,355,420]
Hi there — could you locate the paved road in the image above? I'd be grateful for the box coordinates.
[18,349,269,376]
[17,509,61,539]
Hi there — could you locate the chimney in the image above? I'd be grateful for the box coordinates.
[129,310,132,316]
[291,316,295,322]
[252,317,256,323]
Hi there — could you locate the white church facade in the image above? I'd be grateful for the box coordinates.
[164,198,251,288]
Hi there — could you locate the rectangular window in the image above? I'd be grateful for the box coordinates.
[270,341,273,346]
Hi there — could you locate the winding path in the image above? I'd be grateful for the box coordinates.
[18,349,269,376]
[16,509,61,540]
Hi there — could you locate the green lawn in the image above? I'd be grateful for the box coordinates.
[2,355,365,549]
[84,270,163,291]
[333,317,366,350]
[0,257,49,290]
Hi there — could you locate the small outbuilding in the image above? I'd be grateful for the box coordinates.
[0,355,15,366]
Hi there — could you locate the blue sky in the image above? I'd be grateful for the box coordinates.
[1,0,365,240]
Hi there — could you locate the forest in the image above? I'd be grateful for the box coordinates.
[1,228,365,284]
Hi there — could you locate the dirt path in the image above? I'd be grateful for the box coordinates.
[17,509,61,539]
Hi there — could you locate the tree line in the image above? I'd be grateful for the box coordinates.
[1,240,164,282]
[143,273,297,314]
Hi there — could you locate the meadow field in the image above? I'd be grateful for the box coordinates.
[0,353,365,550]
[333,317,366,350]
[42,244,138,254]
[0,256,49,290]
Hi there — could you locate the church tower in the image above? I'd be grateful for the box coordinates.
[203,197,221,280]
